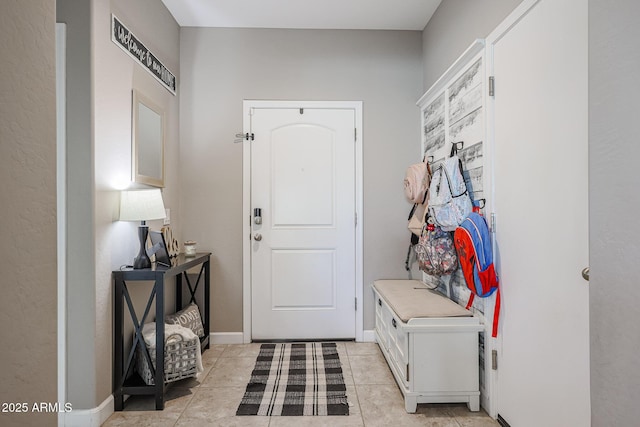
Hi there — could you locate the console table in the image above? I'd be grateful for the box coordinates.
[113,252,211,410]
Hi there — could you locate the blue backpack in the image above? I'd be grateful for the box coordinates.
[454,212,500,337]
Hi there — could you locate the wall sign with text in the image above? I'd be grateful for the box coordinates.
[111,14,176,95]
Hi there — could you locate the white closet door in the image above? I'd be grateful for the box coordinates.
[489,0,589,426]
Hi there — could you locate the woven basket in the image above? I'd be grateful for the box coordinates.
[136,332,199,385]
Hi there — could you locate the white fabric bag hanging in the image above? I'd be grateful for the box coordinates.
[427,155,472,231]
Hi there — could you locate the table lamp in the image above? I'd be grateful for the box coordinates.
[119,189,166,269]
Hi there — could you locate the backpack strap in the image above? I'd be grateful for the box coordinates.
[404,243,412,271]
[419,161,432,205]
[472,199,486,214]
[408,203,418,220]
[466,289,500,338]
[465,293,475,310]
[448,141,472,201]
[492,289,501,338]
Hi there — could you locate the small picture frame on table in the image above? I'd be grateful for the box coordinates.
[148,230,171,266]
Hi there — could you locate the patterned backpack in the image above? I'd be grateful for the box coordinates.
[414,219,458,277]
[453,212,500,337]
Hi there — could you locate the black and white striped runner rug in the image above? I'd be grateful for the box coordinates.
[236,342,349,416]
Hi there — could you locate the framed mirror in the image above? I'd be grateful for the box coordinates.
[132,90,165,187]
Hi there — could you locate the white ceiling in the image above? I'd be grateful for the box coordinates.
[161,0,442,31]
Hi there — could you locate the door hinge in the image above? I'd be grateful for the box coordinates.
[490,212,496,233]
[492,349,498,370]
[355,297,358,311]
[235,133,254,143]
[354,128,357,142]
[355,212,358,226]
[406,364,409,381]
[489,76,495,97]
[237,132,254,141]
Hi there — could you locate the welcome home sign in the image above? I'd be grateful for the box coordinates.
[111,14,177,95]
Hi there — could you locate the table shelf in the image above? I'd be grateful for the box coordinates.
[113,252,211,411]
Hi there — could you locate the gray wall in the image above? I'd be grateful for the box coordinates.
[93,0,181,407]
[58,0,181,409]
[179,28,424,333]
[422,0,523,90]
[589,0,640,424]
[0,1,58,426]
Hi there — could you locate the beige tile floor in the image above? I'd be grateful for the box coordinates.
[104,342,499,427]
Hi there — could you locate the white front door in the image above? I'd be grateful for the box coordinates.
[488,0,590,426]
[248,104,357,340]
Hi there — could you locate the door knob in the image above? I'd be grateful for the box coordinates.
[581,267,589,282]
[254,233,262,241]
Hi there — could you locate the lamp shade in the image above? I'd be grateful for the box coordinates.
[119,189,166,222]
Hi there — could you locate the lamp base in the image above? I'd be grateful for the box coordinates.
[133,224,151,269]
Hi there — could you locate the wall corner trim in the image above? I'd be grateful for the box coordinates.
[63,395,113,427]
[362,330,376,343]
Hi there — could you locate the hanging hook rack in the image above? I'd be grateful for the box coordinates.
[449,141,464,157]
[422,155,434,163]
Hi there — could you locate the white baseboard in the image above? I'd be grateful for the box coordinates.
[62,394,113,427]
[211,332,372,344]
[211,332,244,344]
[362,329,376,342]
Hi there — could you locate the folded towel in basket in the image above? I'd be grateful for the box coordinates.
[141,322,204,374]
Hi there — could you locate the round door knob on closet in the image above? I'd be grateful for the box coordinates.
[254,233,262,241]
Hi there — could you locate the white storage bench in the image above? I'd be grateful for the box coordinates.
[373,279,483,413]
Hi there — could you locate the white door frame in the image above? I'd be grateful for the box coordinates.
[242,100,363,343]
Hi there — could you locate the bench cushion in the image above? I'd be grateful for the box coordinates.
[373,279,471,322]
